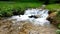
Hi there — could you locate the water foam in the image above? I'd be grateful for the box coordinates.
[11,8,50,26]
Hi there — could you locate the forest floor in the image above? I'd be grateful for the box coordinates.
[0,19,57,34]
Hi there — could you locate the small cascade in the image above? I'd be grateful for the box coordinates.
[11,8,50,26]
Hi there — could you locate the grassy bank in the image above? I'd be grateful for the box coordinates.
[0,2,43,17]
[0,2,60,17]
[46,4,60,10]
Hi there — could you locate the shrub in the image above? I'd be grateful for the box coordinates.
[56,29,60,34]
[12,8,21,15]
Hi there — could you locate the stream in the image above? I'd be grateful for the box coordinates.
[0,8,57,34]
[10,8,50,26]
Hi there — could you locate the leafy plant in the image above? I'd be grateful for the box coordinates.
[56,29,60,34]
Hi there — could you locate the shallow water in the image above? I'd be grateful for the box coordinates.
[10,9,50,26]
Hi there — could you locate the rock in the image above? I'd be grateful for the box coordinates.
[49,12,57,18]
[0,18,57,34]
[19,23,57,34]
[47,11,58,22]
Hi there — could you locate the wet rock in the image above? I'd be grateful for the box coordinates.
[47,11,58,22]
[0,18,57,34]
[29,30,39,34]
[19,23,57,34]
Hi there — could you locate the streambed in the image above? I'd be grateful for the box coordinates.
[0,8,58,34]
[0,19,57,34]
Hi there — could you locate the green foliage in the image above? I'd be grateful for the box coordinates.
[56,29,60,34]
[0,0,60,4]
[55,11,60,21]
[57,24,60,28]
[56,11,60,29]
[0,2,42,17]
[0,2,60,17]
[0,10,13,17]
[57,11,60,17]
[46,4,60,10]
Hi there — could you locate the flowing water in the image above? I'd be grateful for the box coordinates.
[10,8,50,26]
[0,9,57,34]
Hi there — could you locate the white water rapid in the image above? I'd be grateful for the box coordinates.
[11,8,50,26]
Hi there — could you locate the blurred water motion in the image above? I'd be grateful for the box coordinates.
[10,8,50,26]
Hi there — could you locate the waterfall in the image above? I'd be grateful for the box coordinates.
[11,8,50,26]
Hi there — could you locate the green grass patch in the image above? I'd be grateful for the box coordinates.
[0,1,60,17]
[46,4,60,10]
[0,1,42,17]
[0,2,42,9]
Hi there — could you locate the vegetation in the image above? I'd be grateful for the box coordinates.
[0,2,60,17]
[0,1,60,34]
[0,2,42,17]
[56,29,60,34]
[0,0,60,4]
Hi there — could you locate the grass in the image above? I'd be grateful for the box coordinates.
[0,2,42,10]
[0,1,43,17]
[0,2,60,10]
[0,1,60,17]
[46,4,60,10]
